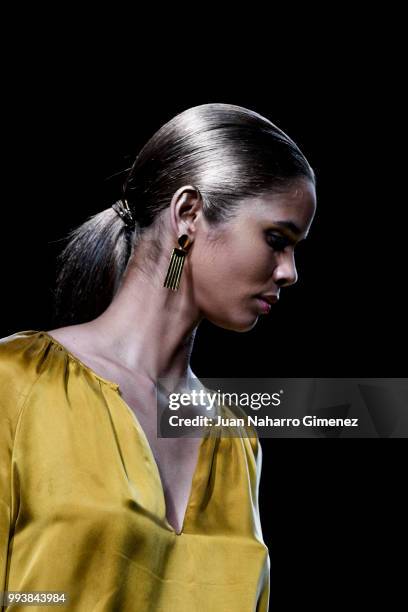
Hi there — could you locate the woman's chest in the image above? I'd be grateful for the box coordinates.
[18,373,255,538]
[116,385,205,534]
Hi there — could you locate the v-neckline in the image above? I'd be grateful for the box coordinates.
[34,329,217,537]
[116,390,214,536]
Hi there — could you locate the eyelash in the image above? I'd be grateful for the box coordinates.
[266,233,290,252]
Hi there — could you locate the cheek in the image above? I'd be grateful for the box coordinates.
[190,241,269,300]
[219,239,271,285]
[189,249,226,293]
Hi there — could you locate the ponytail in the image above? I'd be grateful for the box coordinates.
[51,206,141,327]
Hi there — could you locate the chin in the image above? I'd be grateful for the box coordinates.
[208,312,259,333]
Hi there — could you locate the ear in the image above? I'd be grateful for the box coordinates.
[169,185,203,238]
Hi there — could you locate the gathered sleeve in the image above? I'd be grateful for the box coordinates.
[0,334,42,594]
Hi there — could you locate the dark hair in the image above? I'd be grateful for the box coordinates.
[52,103,316,327]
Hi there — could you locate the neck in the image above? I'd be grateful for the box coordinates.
[78,262,203,389]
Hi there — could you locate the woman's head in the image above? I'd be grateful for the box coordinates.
[171,178,316,332]
[53,103,316,328]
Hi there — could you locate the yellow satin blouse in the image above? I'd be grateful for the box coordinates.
[0,330,270,611]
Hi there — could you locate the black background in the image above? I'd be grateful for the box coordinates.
[2,34,405,609]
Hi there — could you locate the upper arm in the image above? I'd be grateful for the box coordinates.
[0,347,38,591]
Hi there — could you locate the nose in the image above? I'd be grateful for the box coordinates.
[273,251,298,288]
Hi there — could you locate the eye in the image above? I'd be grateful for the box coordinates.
[266,232,290,252]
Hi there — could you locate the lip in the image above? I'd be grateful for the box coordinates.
[257,294,279,305]
[255,295,278,314]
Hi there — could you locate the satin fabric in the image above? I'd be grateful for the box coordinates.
[0,330,270,611]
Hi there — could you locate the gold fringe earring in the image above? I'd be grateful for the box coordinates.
[163,234,192,291]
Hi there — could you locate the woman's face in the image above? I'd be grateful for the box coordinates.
[191,178,317,331]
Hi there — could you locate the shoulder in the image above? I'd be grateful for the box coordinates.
[0,329,46,382]
[0,330,51,444]
[218,399,263,464]
[0,330,58,420]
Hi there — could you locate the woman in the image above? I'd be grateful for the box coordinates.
[0,103,316,611]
